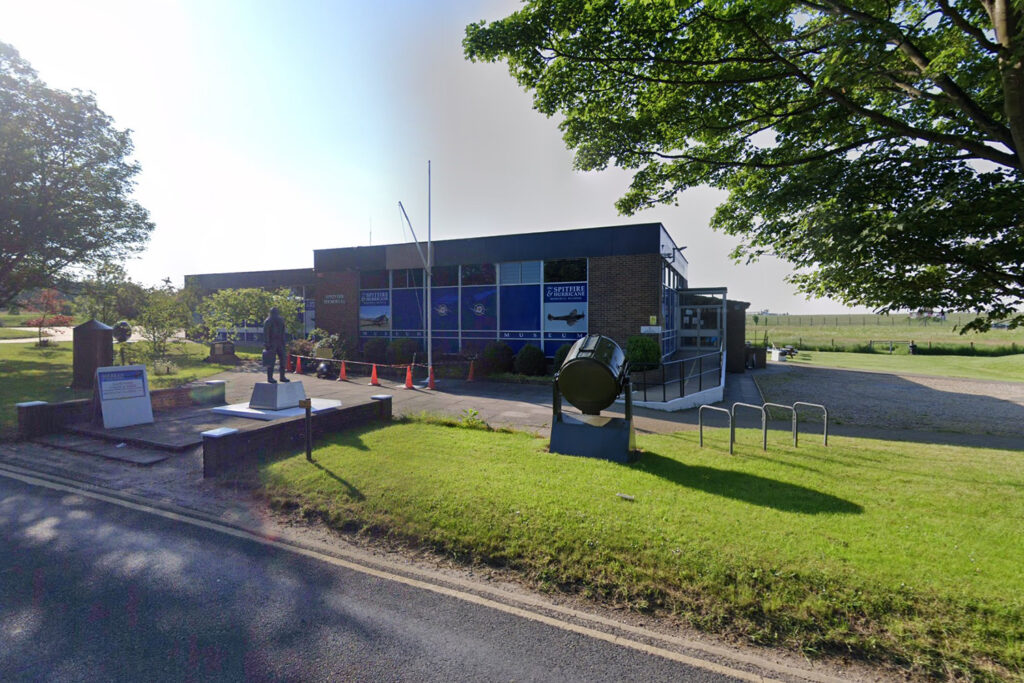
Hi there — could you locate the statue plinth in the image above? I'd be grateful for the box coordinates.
[248,381,307,411]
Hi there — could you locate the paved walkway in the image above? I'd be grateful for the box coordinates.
[0,326,74,344]
[209,362,767,436]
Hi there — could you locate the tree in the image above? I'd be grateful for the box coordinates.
[135,280,190,364]
[74,262,147,325]
[196,288,302,342]
[24,288,73,345]
[0,42,154,308]
[465,1,1024,330]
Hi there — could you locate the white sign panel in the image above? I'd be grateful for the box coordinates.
[96,365,154,429]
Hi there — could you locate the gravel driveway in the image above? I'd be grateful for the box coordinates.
[754,363,1024,439]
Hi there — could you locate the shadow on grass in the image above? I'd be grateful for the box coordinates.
[311,462,364,501]
[637,451,863,515]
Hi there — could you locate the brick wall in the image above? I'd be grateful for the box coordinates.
[588,254,663,350]
[202,399,391,477]
[314,270,360,342]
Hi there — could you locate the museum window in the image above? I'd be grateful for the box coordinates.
[500,261,542,285]
[544,258,587,283]
[360,269,388,289]
[432,264,459,287]
[391,268,424,288]
[461,263,496,286]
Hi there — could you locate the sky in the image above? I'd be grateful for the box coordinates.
[1,0,870,314]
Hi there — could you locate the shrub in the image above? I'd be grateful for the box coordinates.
[288,338,315,357]
[626,335,661,368]
[479,341,514,375]
[387,338,420,365]
[553,343,573,371]
[362,338,388,364]
[313,333,350,360]
[514,344,546,376]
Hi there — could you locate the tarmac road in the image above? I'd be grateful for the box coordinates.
[0,471,748,682]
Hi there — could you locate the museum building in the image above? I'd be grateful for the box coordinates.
[186,223,722,361]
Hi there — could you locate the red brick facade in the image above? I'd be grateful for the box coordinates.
[314,270,360,343]
[588,254,663,350]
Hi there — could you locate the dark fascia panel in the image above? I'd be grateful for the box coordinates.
[184,268,315,292]
[313,223,672,272]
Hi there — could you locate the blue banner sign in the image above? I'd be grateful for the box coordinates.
[544,282,587,333]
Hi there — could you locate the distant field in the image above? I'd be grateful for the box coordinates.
[787,350,1024,382]
[747,313,1022,350]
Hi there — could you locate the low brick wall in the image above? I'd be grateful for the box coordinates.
[202,399,391,477]
[16,381,227,440]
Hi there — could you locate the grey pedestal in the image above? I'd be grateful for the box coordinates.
[248,381,307,410]
[549,414,637,464]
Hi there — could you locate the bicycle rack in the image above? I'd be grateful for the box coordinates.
[793,402,829,446]
[763,402,797,446]
[698,405,733,454]
[731,402,767,450]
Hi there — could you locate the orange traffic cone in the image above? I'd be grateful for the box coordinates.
[295,356,303,374]
[404,365,414,389]
[337,361,347,381]
[467,360,475,382]
[369,364,380,386]
[428,365,436,390]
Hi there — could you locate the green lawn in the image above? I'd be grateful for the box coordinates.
[787,350,1024,382]
[0,313,81,327]
[0,328,41,340]
[747,313,1023,351]
[261,420,1024,680]
[0,340,246,437]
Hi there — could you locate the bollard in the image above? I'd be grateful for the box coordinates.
[428,365,436,390]
[467,360,476,382]
[299,398,312,461]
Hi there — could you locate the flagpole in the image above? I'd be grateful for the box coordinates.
[427,160,432,383]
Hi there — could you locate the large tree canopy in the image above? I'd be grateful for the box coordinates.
[465,0,1024,329]
[0,42,153,308]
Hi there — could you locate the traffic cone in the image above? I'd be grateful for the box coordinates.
[295,356,303,374]
[337,361,347,381]
[467,360,475,382]
[404,365,414,389]
[428,365,436,390]
[369,364,380,386]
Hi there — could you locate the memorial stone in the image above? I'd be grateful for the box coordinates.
[72,320,114,389]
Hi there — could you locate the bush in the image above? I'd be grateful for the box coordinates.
[479,341,514,375]
[553,343,573,372]
[313,333,350,360]
[288,338,315,357]
[362,338,388,364]
[514,344,546,376]
[387,338,420,365]
[626,335,661,368]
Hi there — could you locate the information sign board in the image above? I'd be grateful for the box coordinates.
[95,365,154,429]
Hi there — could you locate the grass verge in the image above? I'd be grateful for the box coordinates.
[0,340,247,437]
[261,419,1023,680]
[0,328,41,340]
[787,350,1024,382]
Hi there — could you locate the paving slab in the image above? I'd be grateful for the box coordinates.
[66,407,255,451]
[33,433,170,465]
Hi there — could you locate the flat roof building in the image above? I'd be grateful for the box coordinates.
[188,223,693,357]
